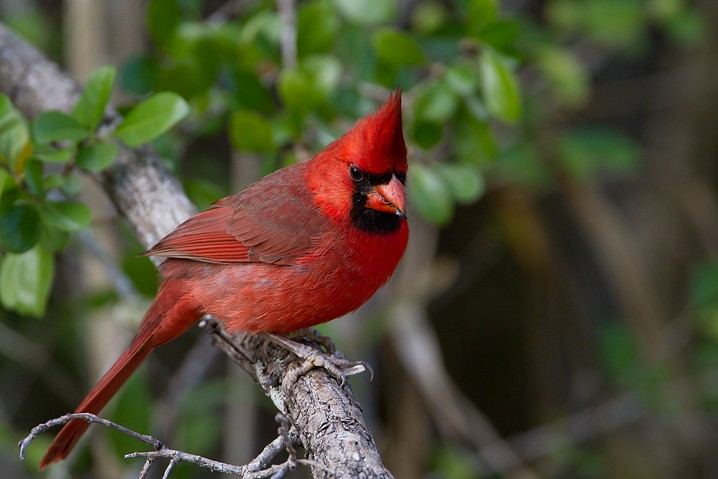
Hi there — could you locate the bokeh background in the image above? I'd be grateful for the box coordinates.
[1,0,718,478]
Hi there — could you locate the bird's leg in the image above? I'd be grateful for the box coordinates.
[264,332,373,387]
[285,330,374,380]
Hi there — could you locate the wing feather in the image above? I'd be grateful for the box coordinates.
[145,164,326,265]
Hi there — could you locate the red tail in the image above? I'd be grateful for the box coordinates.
[40,283,200,469]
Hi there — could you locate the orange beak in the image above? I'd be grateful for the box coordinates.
[365,174,407,218]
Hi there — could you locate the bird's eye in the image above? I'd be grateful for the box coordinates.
[349,165,364,182]
[395,172,407,184]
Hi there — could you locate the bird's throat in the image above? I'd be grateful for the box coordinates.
[350,204,404,234]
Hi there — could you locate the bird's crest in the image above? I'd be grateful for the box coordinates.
[335,88,407,174]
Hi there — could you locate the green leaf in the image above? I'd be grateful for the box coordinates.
[478,49,522,123]
[40,201,92,232]
[0,169,12,203]
[40,220,69,252]
[114,92,189,146]
[455,114,496,166]
[0,203,41,253]
[414,81,458,124]
[32,146,75,164]
[61,173,84,197]
[467,0,498,34]
[412,120,443,150]
[275,56,341,116]
[0,94,30,169]
[437,163,485,204]
[76,142,118,172]
[297,0,340,57]
[229,110,274,153]
[231,69,274,113]
[301,55,342,96]
[278,68,322,112]
[155,58,213,99]
[372,28,425,67]
[0,244,54,317]
[40,173,64,192]
[411,2,448,34]
[240,10,282,47]
[535,47,589,107]
[335,0,396,26]
[409,163,453,224]
[24,158,44,196]
[72,66,116,130]
[120,54,160,96]
[156,27,222,98]
[478,19,519,52]
[444,64,479,96]
[32,111,89,144]
[147,0,183,47]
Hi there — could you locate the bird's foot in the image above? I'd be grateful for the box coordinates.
[264,332,373,388]
[284,328,338,354]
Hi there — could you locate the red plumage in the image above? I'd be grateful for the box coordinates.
[40,91,409,469]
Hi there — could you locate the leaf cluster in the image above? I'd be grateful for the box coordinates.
[0,66,188,316]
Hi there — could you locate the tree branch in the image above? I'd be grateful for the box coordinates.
[18,412,308,478]
[0,23,392,478]
[201,320,393,478]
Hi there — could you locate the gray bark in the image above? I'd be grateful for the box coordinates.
[0,23,392,478]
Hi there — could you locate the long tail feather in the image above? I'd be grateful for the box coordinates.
[39,338,153,469]
[40,284,199,469]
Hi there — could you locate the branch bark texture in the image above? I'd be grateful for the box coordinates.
[0,23,392,478]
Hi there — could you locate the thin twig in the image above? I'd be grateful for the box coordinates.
[138,455,156,479]
[19,411,313,478]
[18,413,164,461]
[126,449,319,478]
[246,435,292,473]
[275,413,297,470]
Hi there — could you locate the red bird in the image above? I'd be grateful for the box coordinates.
[40,92,408,469]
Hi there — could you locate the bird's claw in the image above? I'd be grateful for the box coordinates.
[292,328,338,355]
[265,332,373,388]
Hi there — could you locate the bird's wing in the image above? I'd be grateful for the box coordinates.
[145,166,325,265]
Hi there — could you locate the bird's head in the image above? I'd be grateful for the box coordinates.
[308,90,408,234]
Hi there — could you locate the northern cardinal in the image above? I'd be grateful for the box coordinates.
[39,92,408,469]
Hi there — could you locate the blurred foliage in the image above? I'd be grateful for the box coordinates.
[1,0,717,478]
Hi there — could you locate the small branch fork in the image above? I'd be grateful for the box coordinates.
[18,412,317,479]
